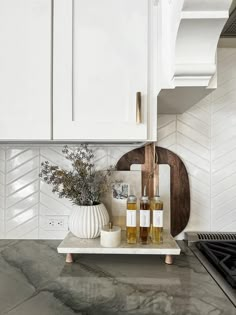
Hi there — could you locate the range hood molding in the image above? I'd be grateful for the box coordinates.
[157,0,232,114]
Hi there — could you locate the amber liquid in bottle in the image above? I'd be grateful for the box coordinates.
[139,189,150,245]
[151,196,163,244]
[126,195,137,244]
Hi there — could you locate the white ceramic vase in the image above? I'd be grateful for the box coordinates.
[68,203,109,238]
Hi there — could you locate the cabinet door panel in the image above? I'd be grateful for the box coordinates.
[0,0,51,140]
[73,0,147,125]
[54,0,150,141]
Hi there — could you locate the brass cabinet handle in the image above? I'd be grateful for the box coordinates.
[136,92,142,124]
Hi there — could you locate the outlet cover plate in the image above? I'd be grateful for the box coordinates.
[43,216,69,231]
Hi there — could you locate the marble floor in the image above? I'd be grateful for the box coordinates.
[0,239,235,315]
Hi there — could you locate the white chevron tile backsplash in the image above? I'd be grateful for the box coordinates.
[160,98,211,235]
[0,48,236,239]
[39,148,73,239]
[211,48,236,232]
[38,145,135,239]
[5,148,40,239]
[157,48,236,234]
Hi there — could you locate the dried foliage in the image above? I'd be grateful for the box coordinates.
[39,145,114,206]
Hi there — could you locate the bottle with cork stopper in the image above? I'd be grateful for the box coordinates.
[150,186,164,244]
[139,185,150,244]
[126,194,137,244]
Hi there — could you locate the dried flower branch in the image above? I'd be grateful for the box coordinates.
[39,145,114,206]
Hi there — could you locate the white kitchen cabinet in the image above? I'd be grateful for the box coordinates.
[53,0,158,141]
[0,0,51,140]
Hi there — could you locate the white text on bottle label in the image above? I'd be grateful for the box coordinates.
[153,210,163,227]
[126,210,136,227]
[140,210,150,227]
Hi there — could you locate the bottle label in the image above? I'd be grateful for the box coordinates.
[153,210,163,227]
[140,210,150,227]
[126,210,136,227]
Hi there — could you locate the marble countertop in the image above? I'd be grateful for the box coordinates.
[0,239,235,315]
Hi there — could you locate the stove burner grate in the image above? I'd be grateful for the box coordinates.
[197,241,236,288]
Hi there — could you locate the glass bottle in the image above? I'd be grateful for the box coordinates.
[151,194,163,244]
[126,195,137,244]
[139,186,150,244]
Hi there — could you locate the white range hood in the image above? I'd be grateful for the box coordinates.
[157,0,233,113]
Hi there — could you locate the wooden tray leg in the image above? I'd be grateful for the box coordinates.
[165,255,173,265]
[66,253,73,263]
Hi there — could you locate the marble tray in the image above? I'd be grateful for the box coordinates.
[57,231,181,255]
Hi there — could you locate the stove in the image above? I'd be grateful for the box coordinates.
[185,232,236,307]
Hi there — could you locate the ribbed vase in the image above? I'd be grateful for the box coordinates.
[68,203,109,238]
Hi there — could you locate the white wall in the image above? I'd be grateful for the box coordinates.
[158,48,236,234]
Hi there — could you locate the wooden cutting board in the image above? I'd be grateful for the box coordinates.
[116,144,190,237]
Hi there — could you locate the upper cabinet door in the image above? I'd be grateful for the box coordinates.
[0,0,51,140]
[53,0,157,141]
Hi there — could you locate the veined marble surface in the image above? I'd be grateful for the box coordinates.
[0,240,235,315]
[57,231,180,255]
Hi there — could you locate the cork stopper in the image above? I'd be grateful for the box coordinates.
[140,185,149,202]
[155,185,160,197]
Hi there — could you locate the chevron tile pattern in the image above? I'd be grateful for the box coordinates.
[157,114,177,151]
[5,148,40,239]
[0,145,142,239]
[158,100,211,236]
[0,143,173,240]
[39,147,73,239]
[211,48,236,232]
[38,145,137,238]
[158,48,236,235]
[178,98,211,234]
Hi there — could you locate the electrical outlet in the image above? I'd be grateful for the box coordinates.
[44,216,68,231]
[48,219,64,228]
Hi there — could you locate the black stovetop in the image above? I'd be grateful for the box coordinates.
[197,241,236,288]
